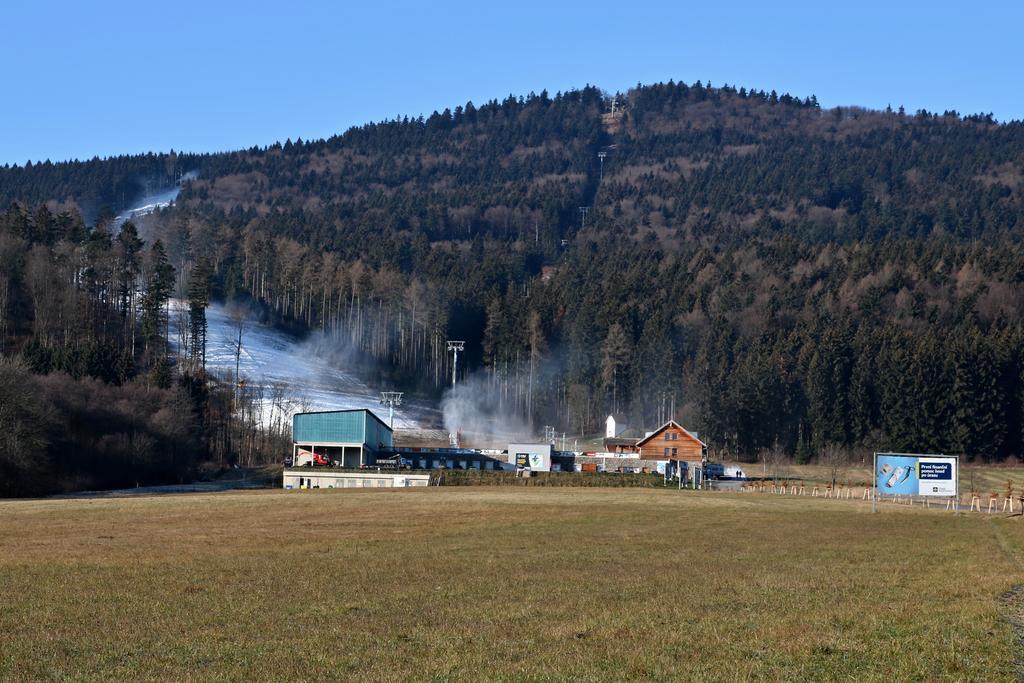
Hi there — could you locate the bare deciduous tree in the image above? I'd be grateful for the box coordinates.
[759,440,787,483]
[820,442,850,490]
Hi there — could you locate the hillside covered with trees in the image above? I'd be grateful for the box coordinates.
[2,80,1024,493]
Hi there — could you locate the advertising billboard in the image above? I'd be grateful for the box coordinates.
[875,453,957,498]
[510,443,552,472]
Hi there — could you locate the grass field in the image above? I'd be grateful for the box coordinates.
[1,488,1023,681]
[762,461,1024,495]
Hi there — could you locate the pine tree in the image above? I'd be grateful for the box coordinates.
[482,296,505,368]
[948,327,1006,459]
[847,333,875,445]
[115,222,144,355]
[907,335,951,452]
[806,320,852,448]
[527,310,546,423]
[600,323,632,415]
[878,327,917,451]
[187,257,212,373]
[141,241,175,360]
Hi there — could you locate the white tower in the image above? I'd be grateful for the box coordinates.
[446,340,465,387]
[606,415,617,439]
[379,391,403,430]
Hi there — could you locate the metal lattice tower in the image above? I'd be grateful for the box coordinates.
[579,206,590,229]
[379,391,404,430]
[597,151,607,181]
[446,340,465,387]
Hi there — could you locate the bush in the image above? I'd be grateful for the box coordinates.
[435,469,669,488]
[0,360,205,496]
[0,358,56,496]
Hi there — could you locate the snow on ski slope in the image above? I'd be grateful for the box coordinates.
[172,301,439,430]
[112,172,198,231]
[113,186,179,227]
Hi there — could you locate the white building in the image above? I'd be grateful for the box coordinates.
[606,415,626,438]
[284,470,430,489]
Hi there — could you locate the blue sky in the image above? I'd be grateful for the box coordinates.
[2,0,1022,165]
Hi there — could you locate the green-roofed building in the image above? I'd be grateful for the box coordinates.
[291,409,393,468]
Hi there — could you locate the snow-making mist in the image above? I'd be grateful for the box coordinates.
[111,171,198,231]
[175,301,441,430]
[171,301,546,446]
[441,373,536,446]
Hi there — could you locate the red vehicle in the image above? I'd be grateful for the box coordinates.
[294,449,331,467]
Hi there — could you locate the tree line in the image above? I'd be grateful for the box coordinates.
[0,204,288,495]
[3,78,1024,491]
[140,81,1024,461]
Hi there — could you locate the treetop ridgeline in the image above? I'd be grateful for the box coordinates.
[2,80,1024,495]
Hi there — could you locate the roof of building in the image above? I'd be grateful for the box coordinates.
[293,408,391,432]
[634,420,707,447]
[292,409,394,449]
[603,437,639,447]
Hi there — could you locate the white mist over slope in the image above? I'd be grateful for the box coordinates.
[172,301,440,429]
[441,373,536,445]
[172,302,541,445]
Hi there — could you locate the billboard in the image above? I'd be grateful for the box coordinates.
[510,443,552,472]
[875,453,957,497]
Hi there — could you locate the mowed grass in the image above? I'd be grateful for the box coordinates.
[1,489,1023,681]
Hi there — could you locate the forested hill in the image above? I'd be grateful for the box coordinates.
[4,81,1024,477]
[0,152,203,223]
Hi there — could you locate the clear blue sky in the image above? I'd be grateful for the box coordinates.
[2,0,1022,165]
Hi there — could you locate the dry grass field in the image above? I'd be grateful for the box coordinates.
[765,461,1024,495]
[1,488,1023,681]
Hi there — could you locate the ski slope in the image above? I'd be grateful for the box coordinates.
[174,301,439,430]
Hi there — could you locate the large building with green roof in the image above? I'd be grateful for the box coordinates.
[291,409,393,468]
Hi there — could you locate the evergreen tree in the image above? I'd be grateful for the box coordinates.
[805,323,852,449]
[948,327,1006,458]
[141,240,175,359]
[187,257,212,373]
[600,323,632,415]
[482,296,505,368]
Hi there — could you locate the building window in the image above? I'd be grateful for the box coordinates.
[664,448,670,457]
[672,448,678,456]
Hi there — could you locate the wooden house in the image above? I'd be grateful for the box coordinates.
[634,420,706,462]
